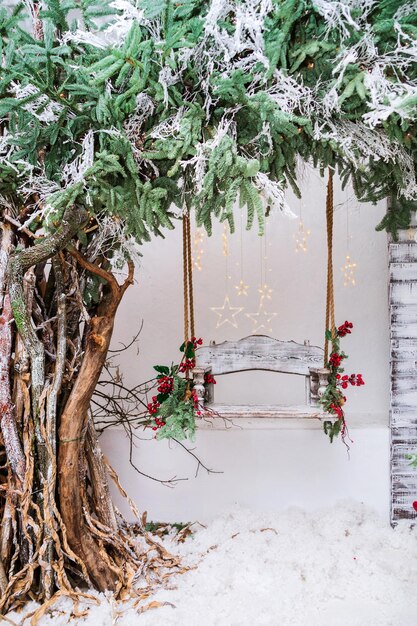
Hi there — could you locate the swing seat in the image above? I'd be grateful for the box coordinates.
[192,335,334,423]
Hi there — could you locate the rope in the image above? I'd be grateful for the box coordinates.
[324,169,335,366]
[182,216,189,347]
[182,213,195,344]
[186,216,195,340]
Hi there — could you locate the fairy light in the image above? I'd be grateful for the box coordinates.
[193,227,204,271]
[342,194,357,287]
[235,279,249,296]
[294,197,311,253]
[211,222,243,328]
[246,306,277,334]
[258,283,273,300]
[234,209,249,297]
[211,295,243,328]
[341,254,357,287]
[222,222,229,257]
[258,222,274,301]
[246,223,277,334]
[294,220,311,252]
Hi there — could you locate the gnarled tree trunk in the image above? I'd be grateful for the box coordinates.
[0,207,177,617]
[58,254,133,591]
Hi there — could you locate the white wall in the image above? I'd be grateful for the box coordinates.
[101,420,390,522]
[101,167,391,522]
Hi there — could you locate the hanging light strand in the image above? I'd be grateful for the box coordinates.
[341,191,357,287]
[235,208,249,296]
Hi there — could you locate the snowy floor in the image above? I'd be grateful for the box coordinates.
[9,501,417,626]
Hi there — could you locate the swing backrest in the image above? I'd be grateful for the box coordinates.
[196,335,324,376]
[193,335,330,410]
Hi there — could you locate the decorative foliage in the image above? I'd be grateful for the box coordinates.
[0,0,416,254]
[320,321,365,442]
[149,338,215,440]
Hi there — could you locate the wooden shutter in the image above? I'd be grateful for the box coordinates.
[389,219,417,525]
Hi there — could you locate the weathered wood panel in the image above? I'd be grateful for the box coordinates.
[389,222,417,526]
[391,411,417,430]
[389,281,417,306]
[196,335,324,376]
[392,473,417,521]
[391,360,417,377]
[392,376,417,395]
[390,303,417,317]
[202,403,331,420]
[390,262,417,282]
[390,304,417,339]
[391,326,417,341]
[390,337,417,361]
[391,442,417,474]
[389,243,417,263]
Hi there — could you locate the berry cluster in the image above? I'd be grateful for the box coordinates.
[147,396,160,415]
[152,417,166,431]
[337,321,353,337]
[204,373,216,385]
[179,358,195,373]
[329,352,344,368]
[329,403,344,419]
[191,389,201,416]
[190,336,203,348]
[157,376,174,394]
[336,373,364,389]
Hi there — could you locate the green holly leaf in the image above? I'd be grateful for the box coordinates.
[185,341,195,358]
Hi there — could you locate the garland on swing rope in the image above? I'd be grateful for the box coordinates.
[319,171,365,443]
[148,215,216,441]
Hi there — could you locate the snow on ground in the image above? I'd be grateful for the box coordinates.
[8,501,417,626]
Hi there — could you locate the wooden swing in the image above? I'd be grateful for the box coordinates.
[186,172,337,423]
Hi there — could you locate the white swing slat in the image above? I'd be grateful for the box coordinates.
[201,404,328,420]
[195,335,325,376]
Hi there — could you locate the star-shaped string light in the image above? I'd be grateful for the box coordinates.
[235,279,249,296]
[341,254,357,287]
[294,220,311,253]
[258,283,273,301]
[246,306,277,334]
[211,295,243,328]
